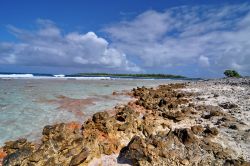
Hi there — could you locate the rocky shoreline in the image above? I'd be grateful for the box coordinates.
[1,78,250,166]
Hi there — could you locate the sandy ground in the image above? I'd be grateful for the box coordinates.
[183,78,250,161]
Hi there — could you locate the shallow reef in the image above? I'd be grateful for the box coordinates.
[1,79,250,166]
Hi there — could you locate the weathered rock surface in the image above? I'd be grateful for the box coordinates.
[1,80,249,166]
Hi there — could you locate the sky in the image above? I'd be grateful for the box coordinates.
[0,0,250,77]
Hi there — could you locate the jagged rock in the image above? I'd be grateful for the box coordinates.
[69,147,89,166]
[174,128,197,145]
[44,157,56,166]
[2,122,85,165]
[158,98,167,107]
[119,126,241,165]
[28,149,43,162]
[2,138,35,166]
[133,84,190,113]
[92,112,109,123]
[199,105,223,119]
[3,148,33,166]
[191,125,204,135]
[119,136,152,165]
[2,83,249,165]
[3,138,34,155]
[219,102,238,109]
[203,126,219,137]
[161,109,185,122]
[223,159,250,166]
[118,122,130,131]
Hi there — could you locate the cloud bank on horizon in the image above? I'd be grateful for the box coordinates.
[0,3,250,77]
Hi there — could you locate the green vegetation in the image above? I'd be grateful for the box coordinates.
[224,70,241,78]
[67,73,186,79]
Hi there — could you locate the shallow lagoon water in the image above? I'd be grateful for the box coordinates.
[0,78,179,145]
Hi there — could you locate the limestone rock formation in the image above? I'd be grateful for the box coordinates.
[2,83,249,166]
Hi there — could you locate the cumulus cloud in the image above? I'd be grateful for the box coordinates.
[1,4,250,77]
[199,56,210,67]
[0,19,141,72]
[105,4,250,75]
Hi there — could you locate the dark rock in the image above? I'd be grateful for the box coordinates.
[120,136,151,165]
[223,159,250,166]
[219,102,238,109]
[176,93,185,99]
[42,125,54,136]
[99,142,117,155]
[118,122,130,131]
[214,94,219,97]
[92,112,109,123]
[44,157,56,166]
[28,149,44,162]
[229,124,238,130]
[174,128,197,144]
[162,110,185,122]
[116,114,126,122]
[6,138,26,148]
[3,148,33,166]
[69,147,89,166]
[158,98,167,107]
[3,138,33,154]
[196,97,205,100]
[203,126,219,136]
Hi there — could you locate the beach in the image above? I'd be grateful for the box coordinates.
[1,78,250,165]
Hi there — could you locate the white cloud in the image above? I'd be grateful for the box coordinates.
[0,20,141,72]
[105,4,250,75]
[199,56,210,67]
[1,4,250,76]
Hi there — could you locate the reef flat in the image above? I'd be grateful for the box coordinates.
[1,78,249,166]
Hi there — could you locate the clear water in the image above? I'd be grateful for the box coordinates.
[0,78,179,145]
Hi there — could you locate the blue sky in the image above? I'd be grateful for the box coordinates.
[0,0,250,77]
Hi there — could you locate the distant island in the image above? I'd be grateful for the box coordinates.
[0,72,192,79]
[66,73,186,79]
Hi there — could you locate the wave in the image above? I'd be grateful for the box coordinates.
[54,74,65,77]
[0,74,174,80]
[0,74,111,80]
[0,74,34,78]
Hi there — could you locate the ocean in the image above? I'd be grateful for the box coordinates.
[0,77,180,145]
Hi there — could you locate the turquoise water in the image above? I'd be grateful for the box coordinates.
[0,78,177,145]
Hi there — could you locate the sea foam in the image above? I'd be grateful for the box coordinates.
[0,74,34,78]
